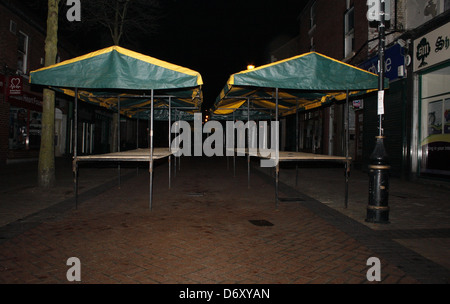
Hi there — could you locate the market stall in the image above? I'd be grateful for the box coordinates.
[211,52,387,207]
[30,45,203,210]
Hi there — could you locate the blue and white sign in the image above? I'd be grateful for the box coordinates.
[358,43,405,82]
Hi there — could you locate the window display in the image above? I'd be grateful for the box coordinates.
[8,107,42,150]
[420,67,450,176]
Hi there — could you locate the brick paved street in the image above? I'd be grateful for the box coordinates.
[2,155,448,288]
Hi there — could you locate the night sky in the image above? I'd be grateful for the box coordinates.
[145,0,308,109]
[27,0,309,109]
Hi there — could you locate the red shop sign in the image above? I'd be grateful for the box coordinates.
[6,76,23,96]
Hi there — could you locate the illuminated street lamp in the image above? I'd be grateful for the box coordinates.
[247,64,255,70]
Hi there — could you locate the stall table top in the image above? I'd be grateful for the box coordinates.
[74,148,175,162]
[233,148,351,162]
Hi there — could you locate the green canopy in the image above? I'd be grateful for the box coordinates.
[212,52,388,117]
[30,46,203,119]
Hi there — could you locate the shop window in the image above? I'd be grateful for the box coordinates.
[9,107,28,150]
[420,65,450,176]
[344,6,354,58]
[9,20,17,34]
[17,31,28,74]
[8,107,42,150]
[29,111,42,149]
[301,111,322,153]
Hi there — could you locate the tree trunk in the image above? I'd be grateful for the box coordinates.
[38,0,59,188]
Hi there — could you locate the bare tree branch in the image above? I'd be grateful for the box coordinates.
[76,0,162,46]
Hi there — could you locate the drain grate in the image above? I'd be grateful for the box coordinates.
[187,192,204,197]
[249,220,274,227]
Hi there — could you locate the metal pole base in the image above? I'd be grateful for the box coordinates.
[365,206,390,224]
[366,136,390,224]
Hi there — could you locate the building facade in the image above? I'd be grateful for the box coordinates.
[270,0,450,181]
[0,1,147,165]
[0,0,75,164]
[405,2,450,179]
[272,0,372,164]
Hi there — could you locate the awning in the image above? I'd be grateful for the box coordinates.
[29,45,203,119]
[211,52,388,117]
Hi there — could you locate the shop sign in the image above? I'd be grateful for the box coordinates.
[8,91,43,108]
[353,99,363,109]
[358,43,405,81]
[414,22,450,72]
[6,75,23,96]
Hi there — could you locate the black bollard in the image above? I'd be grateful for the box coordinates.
[366,136,390,223]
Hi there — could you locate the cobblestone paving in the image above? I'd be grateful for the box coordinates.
[1,157,440,284]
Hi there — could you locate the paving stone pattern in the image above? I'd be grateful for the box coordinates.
[0,156,449,285]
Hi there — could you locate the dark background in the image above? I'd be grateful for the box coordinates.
[145,0,308,109]
[24,0,309,109]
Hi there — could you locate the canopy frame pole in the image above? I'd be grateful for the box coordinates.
[136,116,139,176]
[118,96,121,189]
[247,98,250,189]
[269,109,273,178]
[233,110,236,177]
[149,89,154,210]
[137,116,139,149]
[73,87,79,209]
[226,116,229,171]
[295,99,299,187]
[168,97,171,189]
[177,110,181,172]
[174,110,177,177]
[275,88,279,209]
[344,89,350,209]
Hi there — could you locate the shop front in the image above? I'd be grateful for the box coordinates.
[0,74,66,162]
[414,21,450,179]
[5,75,42,160]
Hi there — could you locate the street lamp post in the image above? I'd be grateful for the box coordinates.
[366,0,390,224]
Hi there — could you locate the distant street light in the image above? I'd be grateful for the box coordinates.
[247,64,255,70]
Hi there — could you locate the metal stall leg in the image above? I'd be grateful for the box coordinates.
[275,89,279,208]
[137,116,140,176]
[345,160,350,209]
[247,98,250,189]
[295,101,299,187]
[73,88,79,209]
[233,110,236,177]
[73,160,78,209]
[168,97,172,189]
[275,162,279,209]
[344,90,350,209]
[149,89,154,210]
[174,111,177,177]
[117,96,121,189]
[247,154,250,189]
